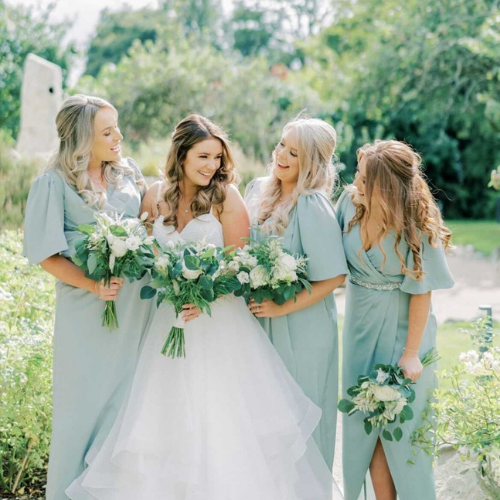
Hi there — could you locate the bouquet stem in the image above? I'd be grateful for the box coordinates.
[102,300,119,331]
[161,315,186,358]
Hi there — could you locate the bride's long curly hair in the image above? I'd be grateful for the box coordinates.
[161,114,238,227]
[44,94,144,208]
[258,118,337,235]
[347,140,452,281]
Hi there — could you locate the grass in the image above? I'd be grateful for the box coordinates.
[447,219,500,256]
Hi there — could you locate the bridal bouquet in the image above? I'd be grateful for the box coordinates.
[231,236,311,305]
[140,240,240,358]
[72,212,155,331]
[338,348,440,441]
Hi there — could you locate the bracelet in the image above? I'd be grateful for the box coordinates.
[404,347,419,353]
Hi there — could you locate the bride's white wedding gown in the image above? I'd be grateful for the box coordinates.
[66,209,342,500]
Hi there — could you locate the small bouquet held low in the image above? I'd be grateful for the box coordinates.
[140,240,241,358]
[72,212,155,331]
[338,348,440,442]
[231,236,311,305]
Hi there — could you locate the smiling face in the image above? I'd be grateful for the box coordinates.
[274,125,300,187]
[182,137,223,188]
[90,106,123,164]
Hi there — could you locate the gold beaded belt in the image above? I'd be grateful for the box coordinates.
[349,275,402,291]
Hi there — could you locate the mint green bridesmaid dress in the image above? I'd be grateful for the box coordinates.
[23,160,155,500]
[336,188,454,500]
[245,177,348,470]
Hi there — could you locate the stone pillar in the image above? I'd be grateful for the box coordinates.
[16,53,62,157]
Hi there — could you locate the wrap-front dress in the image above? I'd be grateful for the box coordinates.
[336,188,454,500]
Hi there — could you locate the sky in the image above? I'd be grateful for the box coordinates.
[7,0,232,47]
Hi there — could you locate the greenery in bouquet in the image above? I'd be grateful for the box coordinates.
[140,240,241,358]
[338,348,440,442]
[72,212,155,331]
[231,236,311,305]
[411,319,500,487]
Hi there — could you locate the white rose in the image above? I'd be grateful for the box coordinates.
[249,265,269,288]
[272,263,297,282]
[110,238,128,257]
[140,211,149,222]
[393,397,407,415]
[376,369,390,384]
[124,218,139,231]
[372,385,401,402]
[228,261,240,272]
[280,253,297,271]
[125,235,142,251]
[181,262,203,280]
[237,271,250,284]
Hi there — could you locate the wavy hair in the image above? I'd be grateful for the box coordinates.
[161,114,238,227]
[347,140,452,280]
[258,118,337,235]
[44,94,144,208]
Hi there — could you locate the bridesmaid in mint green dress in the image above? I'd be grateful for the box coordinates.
[245,118,348,470]
[336,140,454,500]
[23,95,154,500]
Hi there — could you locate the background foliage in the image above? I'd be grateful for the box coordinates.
[2,0,499,218]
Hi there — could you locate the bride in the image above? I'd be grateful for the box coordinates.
[66,114,342,500]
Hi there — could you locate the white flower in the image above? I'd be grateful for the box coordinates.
[249,265,269,288]
[109,254,116,273]
[109,238,128,257]
[234,250,258,269]
[144,236,155,246]
[279,253,298,271]
[156,254,170,270]
[124,218,139,231]
[125,235,142,251]
[466,350,479,363]
[140,211,149,222]
[376,368,390,384]
[237,271,250,284]
[181,262,203,280]
[373,385,401,402]
[228,260,240,272]
[272,263,297,283]
[393,397,407,415]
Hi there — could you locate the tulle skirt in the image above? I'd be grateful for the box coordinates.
[66,295,341,500]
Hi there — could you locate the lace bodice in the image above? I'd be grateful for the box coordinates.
[153,210,224,249]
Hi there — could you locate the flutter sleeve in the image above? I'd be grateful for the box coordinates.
[400,234,455,294]
[296,192,348,281]
[23,171,68,265]
[334,187,355,231]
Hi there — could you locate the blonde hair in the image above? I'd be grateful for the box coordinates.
[258,118,337,234]
[45,94,144,208]
[161,114,238,227]
[347,139,452,280]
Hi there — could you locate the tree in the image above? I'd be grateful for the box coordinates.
[300,0,500,218]
[0,0,74,140]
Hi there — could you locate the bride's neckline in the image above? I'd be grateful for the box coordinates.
[155,211,222,236]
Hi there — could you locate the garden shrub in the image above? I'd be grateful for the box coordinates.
[0,230,54,496]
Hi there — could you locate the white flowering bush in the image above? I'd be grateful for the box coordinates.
[339,349,440,442]
[412,319,500,492]
[140,240,241,357]
[231,236,311,305]
[489,166,500,190]
[72,212,155,330]
[0,230,53,496]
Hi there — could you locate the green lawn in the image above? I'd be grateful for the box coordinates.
[446,219,500,256]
